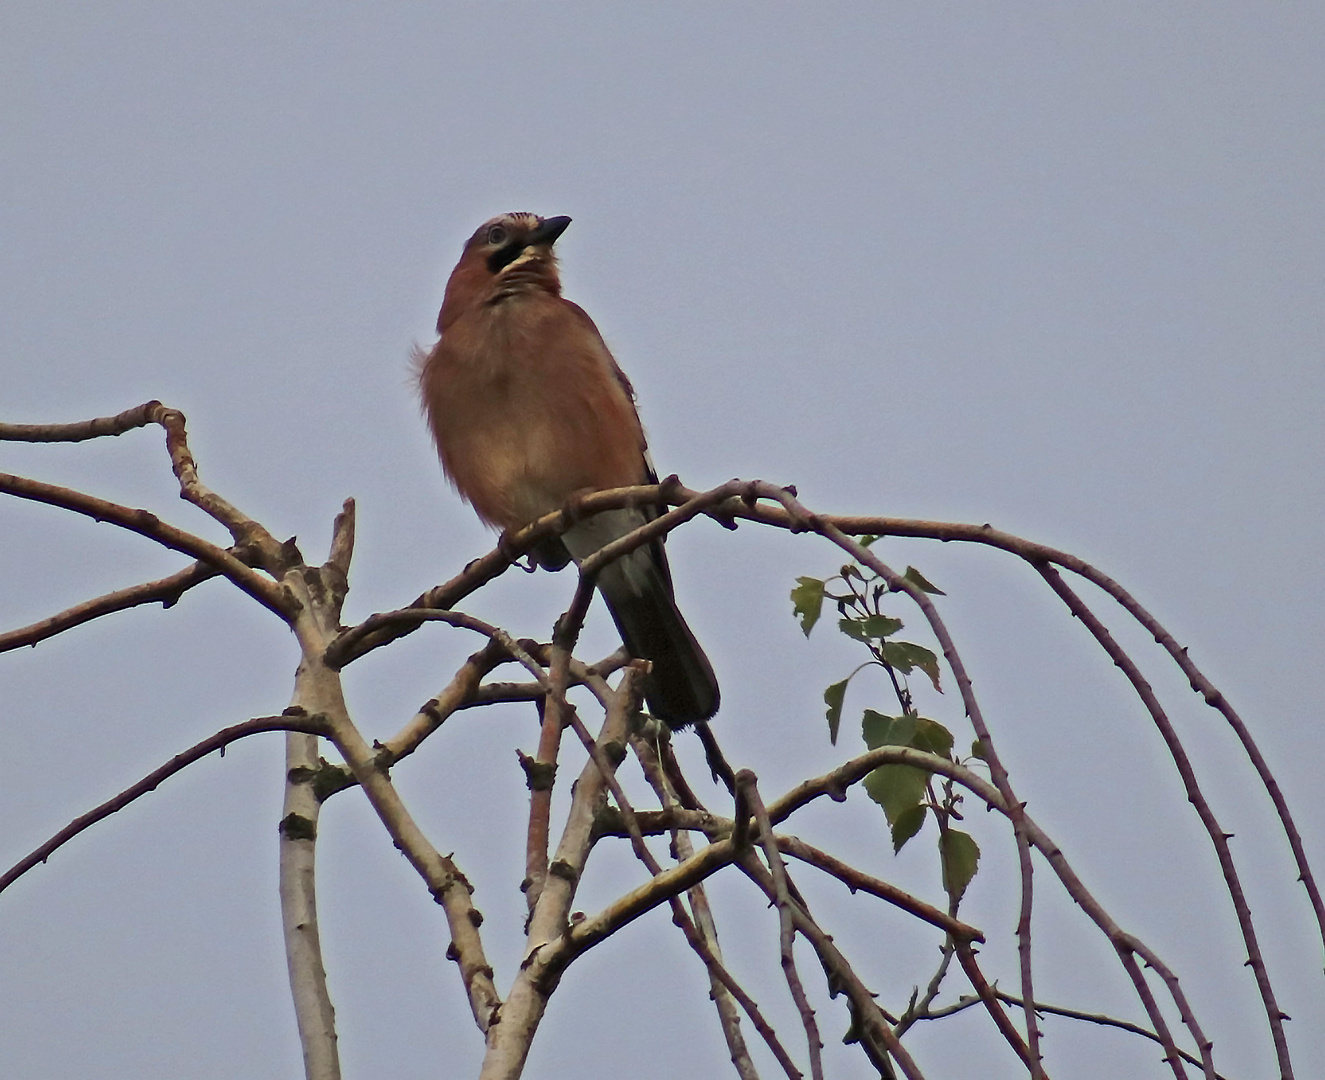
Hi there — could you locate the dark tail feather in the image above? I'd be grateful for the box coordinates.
[597,546,720,728]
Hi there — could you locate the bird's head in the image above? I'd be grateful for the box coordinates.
[437,213,572,332]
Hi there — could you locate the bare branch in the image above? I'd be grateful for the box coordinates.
[547,697,806,1080]
[0,560,221,653]
[325,480,749,666]
[767,744,1202,1078]
[325,498,356,577]
[0,401,164,441]
[151,404,275,545]
[736,771,824,1080]
[951,940,1037,1071]
[281,724,341,1080]
[775,837,982,942]
[280,569,501,1036]
[1037,565,1259,1079]
[480,668,643,1080]
[267,471,1325,969]
[893,941,957,1038]
[1,402,282,551]
[1015,831,1045,1077]
[671,483,1322,955]
[377,639,512,766]
[632,734,761,1080]
[0,714,328,896]
[736,854,921,1080]
[522,671,566,915]
[920,990,1232,1080]
[0,470,293,616]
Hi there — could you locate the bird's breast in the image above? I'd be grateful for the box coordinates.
[422,298,647,531]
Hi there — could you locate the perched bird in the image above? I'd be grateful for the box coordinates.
[418,212,719,727]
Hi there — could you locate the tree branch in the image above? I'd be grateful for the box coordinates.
[280,568,501,1038]
[631,733,761,1080]
[0,714,328,896]
[736,770,824,1080]
[1037,564,1257,1079]
[0,560,221,653]
[0,471,292,616]
[918,989,1231,1080]
[0,401,164,441]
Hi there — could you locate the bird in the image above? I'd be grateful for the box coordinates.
[417,212,719,727]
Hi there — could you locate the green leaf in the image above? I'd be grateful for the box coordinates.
[862,710,915,748]
[861,709,893,747]
[823,679,848,745]
[903,565,946,595]
[970,738,988,761]
[879,640,942,692]
[839,614,904,642]
[940,829,981,902]
[859,534,880,549]
[911,717,955,757]
[791,577,825,636]
[890,804,928,852]
[863,763,929,825]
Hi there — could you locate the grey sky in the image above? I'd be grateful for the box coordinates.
[2,5,1321,1078]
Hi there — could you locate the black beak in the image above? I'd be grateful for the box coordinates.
[528,215,572,246]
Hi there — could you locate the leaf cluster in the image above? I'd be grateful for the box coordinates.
[791,549,981,903]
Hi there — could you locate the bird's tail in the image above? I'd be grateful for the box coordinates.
[564,510,720,728]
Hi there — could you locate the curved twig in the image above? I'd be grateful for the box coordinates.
[0,471,292,616]
[0,560,221,653]
[1037,565,1253,1078]
[0,714,329,896]
[920,989,1231,1080]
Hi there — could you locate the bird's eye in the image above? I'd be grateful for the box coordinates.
[486,224,508,246]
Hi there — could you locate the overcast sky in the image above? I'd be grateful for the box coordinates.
[2,5,1322,1079]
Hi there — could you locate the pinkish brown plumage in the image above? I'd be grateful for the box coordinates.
[418,213,719,726]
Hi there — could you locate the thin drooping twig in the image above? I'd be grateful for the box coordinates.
[549,705,806,1080]
[0,560,220,653]
[1038,564,1268,1079]
[668,483,1322,955]
[631,734,761,1080]
[0,714,329,896]
[680,840,762,1080]
[1015,823,1045,1077]
[918,989,1231,1080]
[951,940,1037,1071]
[765,487,1046,1073]
[735,854,920,1080]
[767,744,1201,1079]
[773,836,983,942]
[0,471,291,615]
[736,771,824,1080]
